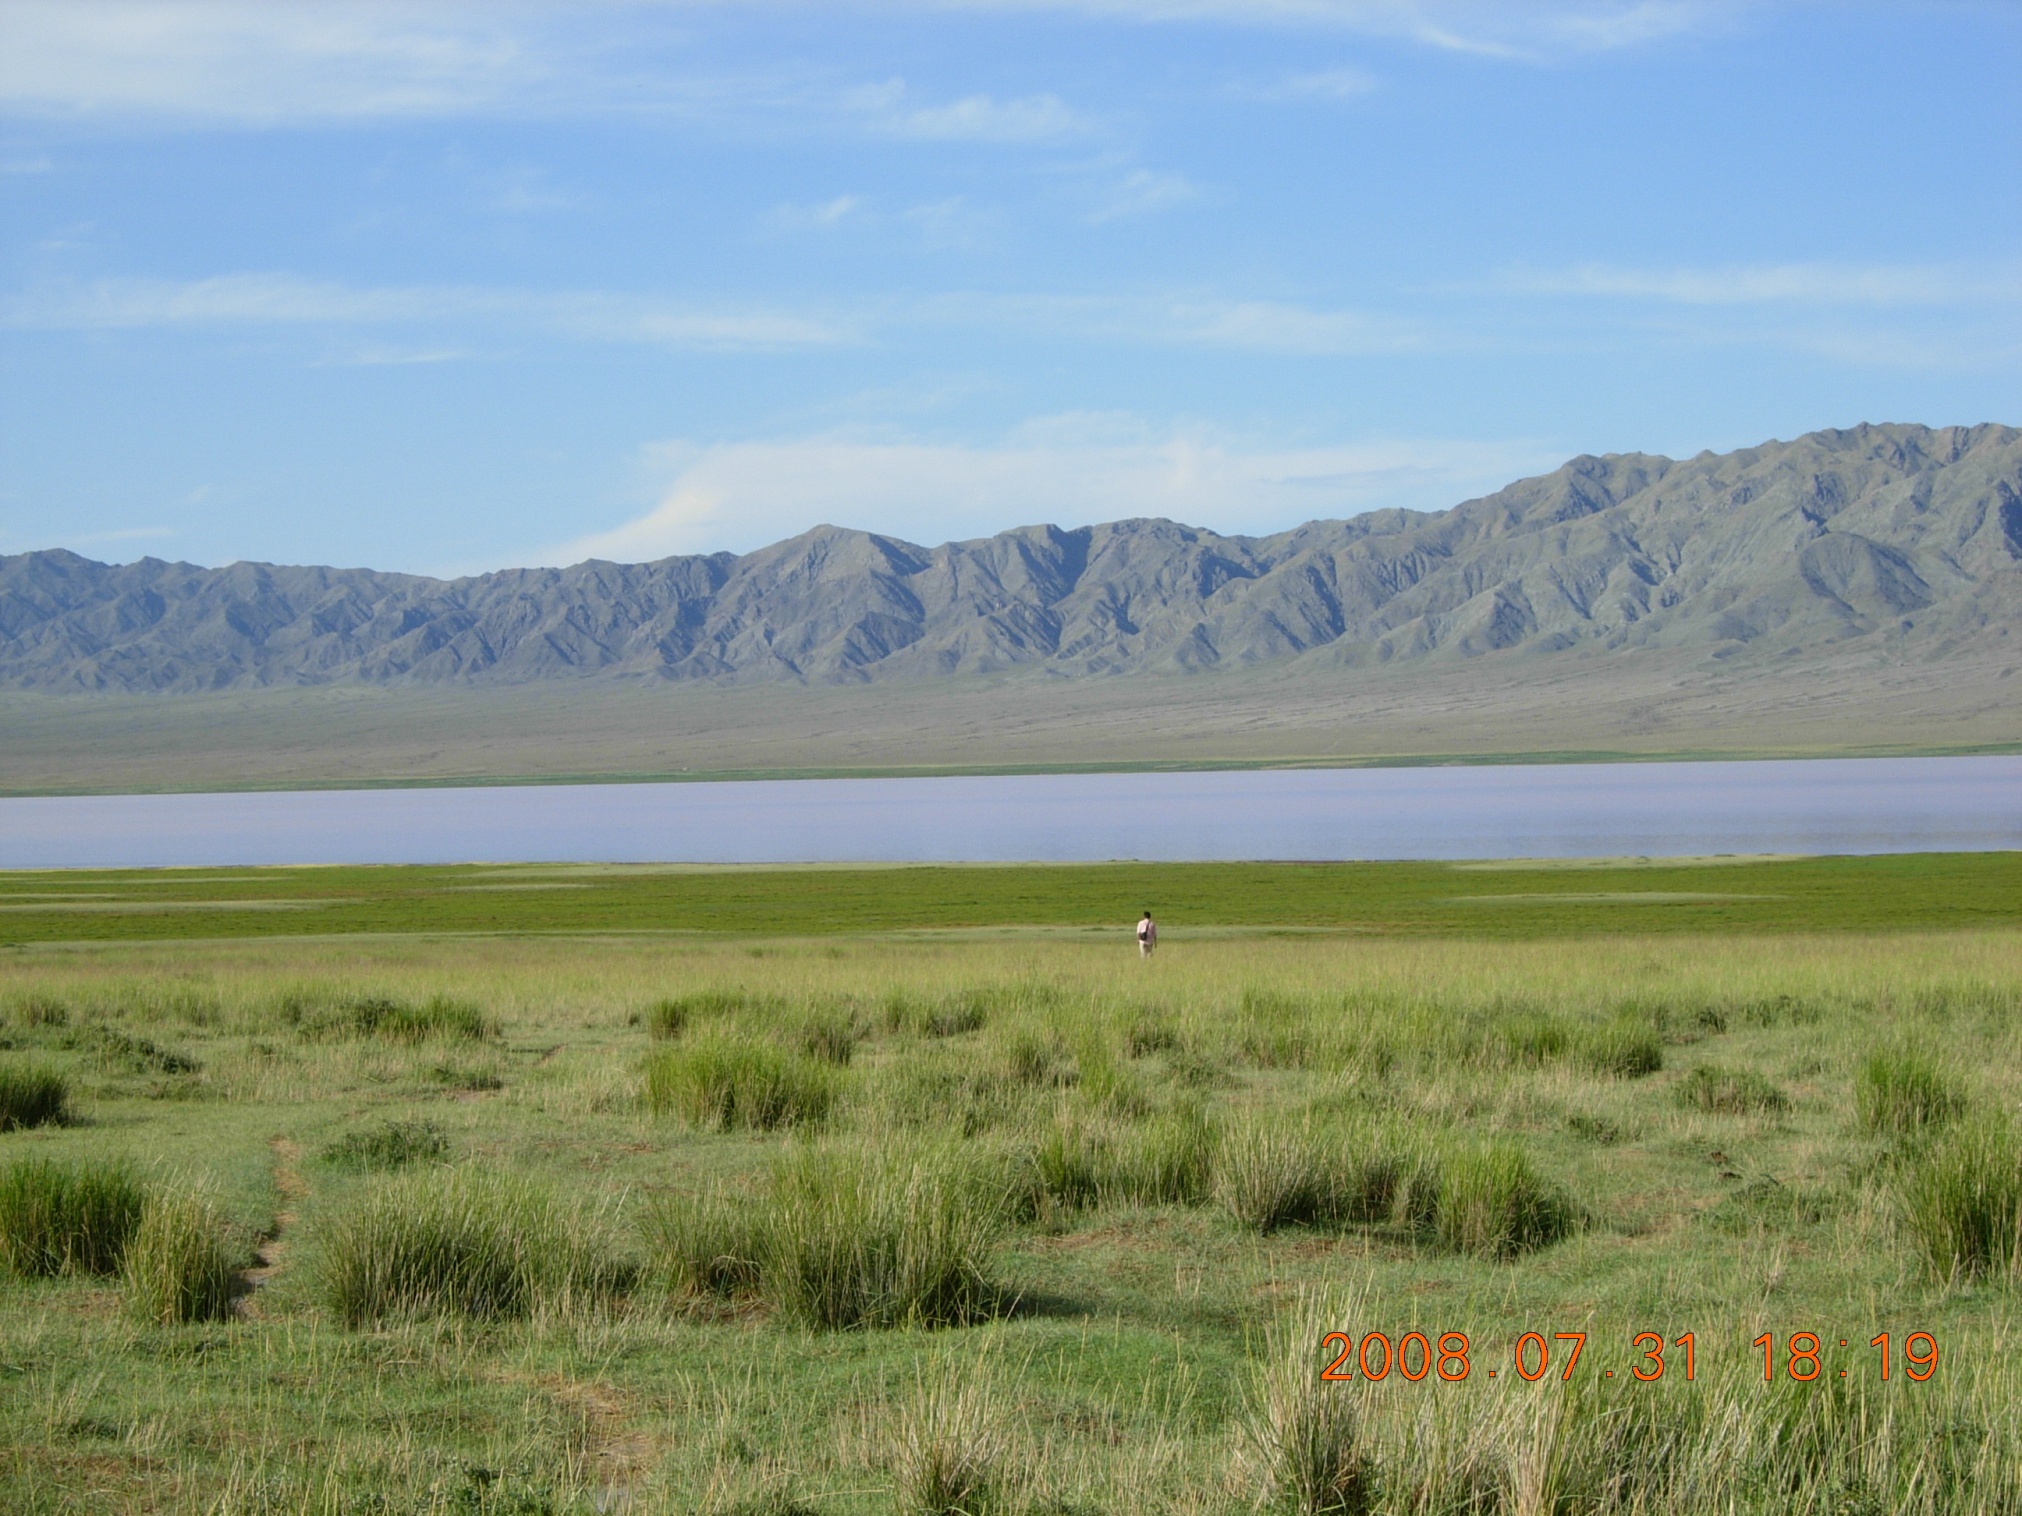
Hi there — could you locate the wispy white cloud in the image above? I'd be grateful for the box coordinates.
[918,0,1734,58]
[4,272,1435,357]
[2,273,854,350]
[316,344,483,368]
[765,194,867,232]
[0,1,1727,129]
[546,423,1554,562]
[1239,66,1380,101]
[66,525,177,547]
[1496,260,2022,307]
[902,197,1006,250]
[1088,168,1199,222]
[0,1,556,122]
[920,290,1432,354]
[845,79,1093,142]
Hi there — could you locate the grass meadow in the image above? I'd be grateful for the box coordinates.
[1,857,2019,1513]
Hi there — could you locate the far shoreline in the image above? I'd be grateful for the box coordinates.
[4,738,2022,799]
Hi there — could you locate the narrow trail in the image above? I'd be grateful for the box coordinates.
[237,1136,305,1317]
[484,1369,657,1513]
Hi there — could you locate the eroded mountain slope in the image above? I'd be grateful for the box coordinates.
[3,423,2015,691]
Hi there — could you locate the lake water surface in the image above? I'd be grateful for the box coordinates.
[2,755,2017,869]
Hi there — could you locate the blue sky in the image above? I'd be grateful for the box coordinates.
[1,0,2017,575]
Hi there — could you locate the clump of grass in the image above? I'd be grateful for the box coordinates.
[794,1009,862,1067]
[1577,1019,1663,1078]
[1116,1105,1218,1206]
[1493,1014,1572,1067]
[1676,1064,1790,1116]
[1234,989,1331,1070]
[1214,1118,1422,1234]
[75,1026,201,1076]
[1070,1033,1148,1116]
[318,1118,450,1172]
[890,1359,1008,1516]
[1856,1047,1964,1136]
[122,1185,236,1324]
[1032,1106,1218,1212]
[316,1167,630,1325]
[1031,1118,1106,1211]
[1434,1143,1576,1260]
[998,1029,1058,1086]
[0,1157,147,1277]
[0,1062,71,1131]
[425,1059,504,1092]
[1565,1114,1623,1145]
[326,994,497,1044]
[884,991,989,1038]
[645,989,753,1039]
[643,1185,766,1299]
[1896,1119,2022,1281]
[6,994,68,1029]
[765,1142,1003,1330]
[644,1034,836,1131]
[1122,1014,1180,1058]
[1238,1288,1369,1515]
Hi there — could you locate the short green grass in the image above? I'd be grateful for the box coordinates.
[0,857,2018,1512]
[0,850,2017,945]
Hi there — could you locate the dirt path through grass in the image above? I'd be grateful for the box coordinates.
[237,1136,304,1316]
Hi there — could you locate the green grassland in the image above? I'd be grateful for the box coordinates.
[1,858,2020,1513]
[2,850,2019,946]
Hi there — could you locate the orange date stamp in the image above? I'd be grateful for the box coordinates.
[1319,1331,1940,1383]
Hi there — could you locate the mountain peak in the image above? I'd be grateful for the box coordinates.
[3,423,2016,692]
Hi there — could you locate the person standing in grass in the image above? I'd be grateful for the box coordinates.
[1137,910,1157,959]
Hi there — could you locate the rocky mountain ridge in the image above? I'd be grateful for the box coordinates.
[4,423,2017,692]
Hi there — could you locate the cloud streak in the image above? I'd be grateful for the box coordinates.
[5,272,1429,357]
[921,0,1733,58]
[1497,260,2022,307]
[3,274,854,350]
[0,0,1740,127]
[549,424,1559,562]
[848,81,1093,142]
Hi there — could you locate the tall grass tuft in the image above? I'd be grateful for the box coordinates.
[122,1184,236,1323]
[883,990,991,1038]
[1214,1117,1422,1235]
[1896,1119,2022,1282]
[890,1358,1008,1516]
[1238,1288,1369,1515]
[1856,1047,1964,1136]
[0,1156,147,1277]
[1493,1014,1571,1067]
[318,1118,450,1172]
[642,1184,766,1298]
[1114,1104,1218,1206]
[1031,1106,1218,1212]
[5,993,69,1028]
[645,989,754,1039]
[644,1034,836,1130]
[765,1142,1003,1330]
[1434,1143,1576,1260]
[310,993,498,1044]
[1577,1019,1664,1078]
[1676,1064,1790,1116]
[794,1008,862,1067]
[0,1061,71,1130]
[316,1167,631,1325]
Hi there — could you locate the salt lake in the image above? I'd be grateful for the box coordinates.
[2,755,2017,869]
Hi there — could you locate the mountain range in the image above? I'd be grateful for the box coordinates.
[4,423,2017,694]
